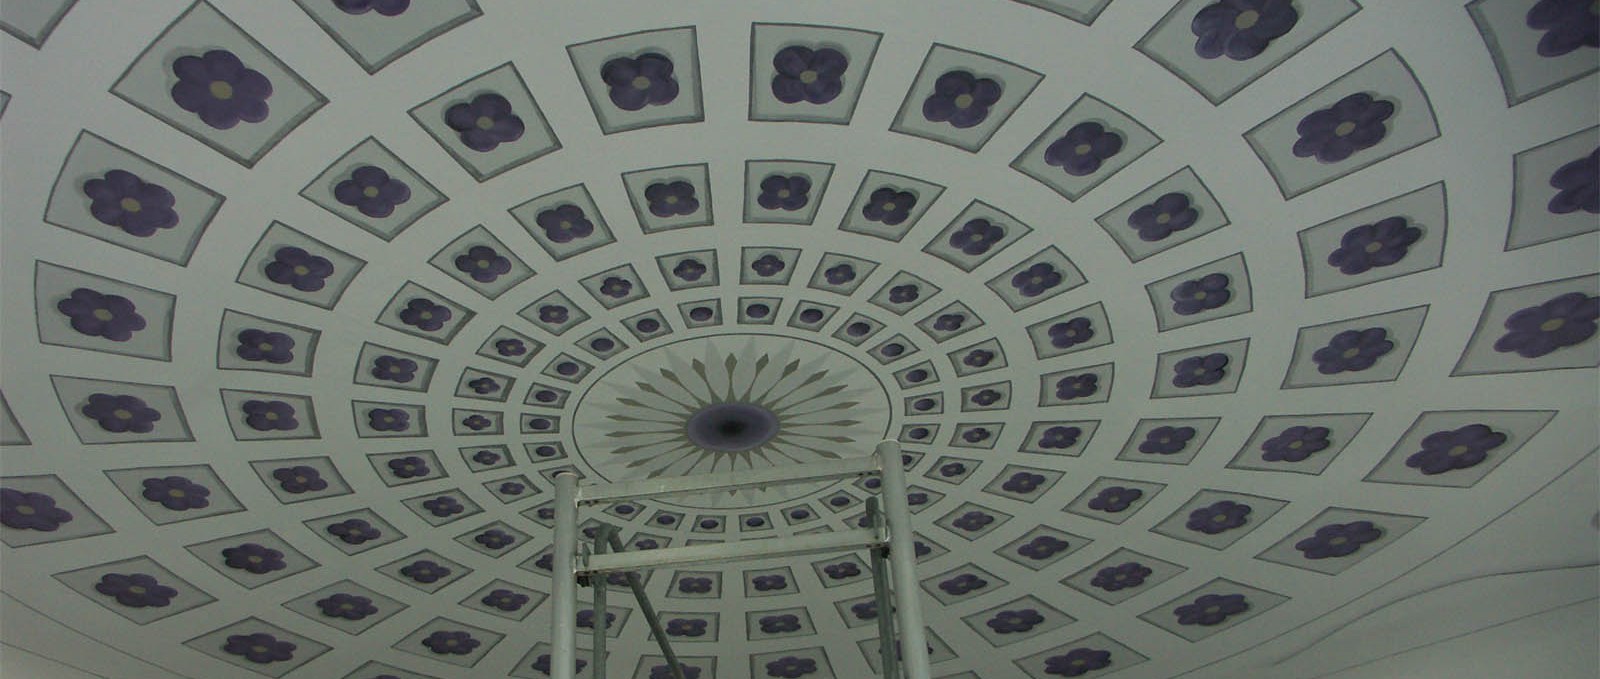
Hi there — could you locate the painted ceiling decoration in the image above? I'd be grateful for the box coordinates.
[0,1,1595,678]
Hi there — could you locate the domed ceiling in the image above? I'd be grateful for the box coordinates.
[1,1,1596,678]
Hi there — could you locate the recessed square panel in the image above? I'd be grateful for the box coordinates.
[409,62,559,181]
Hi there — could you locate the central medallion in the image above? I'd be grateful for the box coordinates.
[685,402,780,452]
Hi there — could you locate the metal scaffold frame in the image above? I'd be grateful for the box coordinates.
[548,440,932,679]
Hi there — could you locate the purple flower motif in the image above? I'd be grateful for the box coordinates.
[94,573,176,608]
[988,608,1045,634]
[1140,425,1196,455]
[531,654,588,676]
[235,329,294,364]
[1088,486,1141,513]
[81,393,162,433]
[1048,317,1094,349]
[922,70,1002,128]
[766,656,818,678]
[538,305,572,326]
[823,561,861,579]
[387,455,429,478]
[1045,647,1113,677]
[932,313,965,332]
[1191,0,1300,60]
[751,574,787,591]
[1091,562,1152,592]
[534,204,599,246]
[466,378,501,397]
[772,45,847,104]
[1055,373,1099,400]
[1293,93,1396,164]
[664,259,707,285]
[476,528,515,550]
[597,276,634,299]
[645,180,699,217]
[399,298,451,332]
[223,633,295,664]
[1003,471,1047,494]
[57,288,146,341]
[938,573,989,596]
[1296,521,1383,559]
[1045,122,1124,176]
[863,187,917,225]
[651,665,702,679]
[1404,423,1506,475]
[454,246,511,284]
[317,592,377,620]
[889,284,920,304]
[333,0,409,16]
[602,53,679,111]
[1,489,73,531]
[1494,292,1599,358]
[970,388,1003,406]
[821,263,857,286]
[141,476,211,511]
[483,588,530,611]
[1260,425,1330,462]
[1328,217,1423,275]
[495,338,528,356]
[1012,262,1063,297]
[242,399,298,432]
[1548,148,1599,215]
[666,617,707,637]
[1017,535,1070,560]
[744,255,787,280]
[850,600,880,620]
[498,481,525,495]
[677,576,713,594]
[576,609,617,629]
[401,559,449,583]
[962,427,992,443]
[1527,0,1599,57]
[222,543,285,574]
[1171,273,1232,315]
[949,219,1006,256]
[952,510,994,532]
[264,246,334,293]
[1039,425,1082,449]
[444,93,524,152]
[758,175,811,211]
[422,495,463,517]
[1175,593,1249,626]
[82,170,179,237]
[1128,192,1199,242]
[326,518,380,545]
[170,50,272,130]
[422,630,479,655]
[1187,500,1253,535]
[334,165,411,218]
[371,355,417,383]
[462,414,492,431]
[1312,327,1394,374]
[759,613,801,633]
[1172,353,1229,388]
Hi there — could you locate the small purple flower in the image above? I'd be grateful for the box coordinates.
[1171,273,1232,315]
[483,588,530,611]
[235,329,294,364]
[422,495,464,517]
[576,609,617,629]
[863,187,917,225]
[317,592,377,620]
[1547,148,1598,215]
[1260,425,1330,462]
[1312,327,1394,374]
[1526,0,1599,57]
[677,576,713,594]
[952,510,994,532]
[751,574,787,591]
[750,254,786,278]
[535,204,594,243]
[1088,486,1142,513]
[666,617,707,637]
[1128,192,1199,242]
[170,50,272,130]
[264,246,334,293]
[668,258,708,283]
[1296,520,1383,559]
[1016,535,1070,560]
[598,276,634,299]
[422,630,479,655]
[371,355,417,383]
[772,45,848,104]
[1175,593,1249,626]
[962,427,992,443]
[495,338,528,356]
[462,414,492,431]
[444,93,524,152]
[334,165,411,218]
[850,600,880,619]
[949,219,1006,256]
[938,573,989,596]
[538,305,572,326]
[327,518,380,545]
[766,656,817,678]
[759,613,801,633]
[823,263,857,285]
[80,393,161,433]
[1045,647,1113,677]
[1003,471,1047,494]
[1293,93,1395,164]
[531,654,588,676]
[988,608,1045,634]
[1191,0,1300,60]
[401,559,449,583]
[1,489,73,531]
[222,543,285,574]
[932,313,965,332]
[645,181,698,217]
[1494,292,1599,358]
[82,170,178,237]
[454,246,511,284]
[387,455,429,478]
[1140,425,1196,455]
[94,573,176,608]
[1090,562,1151,592]
[141,475,211,511]
[498,481,525,495]
[922,70,1002,128]
[1172,353,1229,388]
[1044,122,1124,177]
[1039,425,1082,449]
[242,399,298,432]
[1049,317,1094,349]
[399,298,451,332]
[467,377,500,395]
[57,288,146,341]
[602,53,679,111]
[823,561,861,579]
[223,632,295,664]
[1328,217,1423,275]
[888,284,920,304]
[1012,262,1063,297]
[758,175,811,211]
[1055,373,1099,400]
[971,388,1003,406]
[333,0,409,16]
[1404,423,1507,475]
[1187,500,1252,535]
[476,528,516,550]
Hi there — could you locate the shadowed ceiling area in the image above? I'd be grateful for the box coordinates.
[1,1,1597,678]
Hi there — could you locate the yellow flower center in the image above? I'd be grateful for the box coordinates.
[1329,536,1349,545]
[16,506,34,515]
[1156,213,1171,224]
[209,81,234,100]
[1204,605,1221,615]
[251,645,267,654]
[293,265,309,276]
[476,259,489,268]
[120,198,142,213]
[93,309,115,321]
[953,93,974,109]
[247,555,262,563]
[1235,10,1261,30]
[1365,241,1384,253]
[418,311,432,320]
[1074,143,1092,155]
[265,411,278,420]
[664,195,678,204]
[1540,318,1565,332]
[1448,445,1470,457]
[258,343,273,351]
[632,76,652,90]
[363,186,380,198]
[777,189,791,198]
[475,116,494,130]
[1193,291,1207,300]
[169,489,185,498]
[1288,440,1302,449]
[113,409,132,420]
[128,586,146,594]
[799,70,818,84]
[1334,121,1357,137]
[1342,347,1361,358]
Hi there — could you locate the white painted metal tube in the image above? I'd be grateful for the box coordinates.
[551,472,579,679]
[577,455,878,505]
[580,528,883,574]
[876,440,932,678]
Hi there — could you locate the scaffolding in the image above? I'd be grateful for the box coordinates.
[548,440,932,678]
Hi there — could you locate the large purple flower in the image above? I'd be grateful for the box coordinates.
[401,559,449,583]
[326,518,380,545]
[1139,425,1195,455]
[317,592,377,620]
[922,70,1001,128]
[223,633,295,664]
[57,288,146,341]
[372,355,417,383]
[952,510,995,532]
[222,543,285,574]
[170,50,272,130]
[677,576,713,594]
[758,175,811,211]
[264,246,334,292]
[1087,486,1141,513]
[1091,562,1152,592]
[772,45,847,104]
[1191,0,1299,60]
[455,245,511,283]
[1260,425,1331,462]
[1012,262,1063,297]
[751,574,786,591]
[1039,425,1082,449]
[422,495,464,517]
[235,329,294,364]
[1328,216,1423,275]
[1187,500,1252,535]
[749,254,786,278]
[888,284,921,304]
[81,393,161,433]
[535,204,594,243]
[1055,373,1099,400]
[1293,93,1395,164]
[949,218,1005,256]
[576,609,617,629]
[1175,593,1250,626]
[1171,273,1232,315]
[272,466,327,494]
[475,528,516,550]
[1404,423,1506,475]
[494,338,528,357]
[1493,292,1599,358]
[1128,192,1199,242]
[422,630,479,655]
[939,573,989,596]
[141,475,211,511]
[1048,317,1094,349]
[94,573,176,608]
[665,617,707,637]
[334,165,411,218]
[1044,122,1124,177]
[242,399,298,431]
[387,455,429,478]
[602,53,679,111]
[1,489,73,531]
[82,170,178,237]
[1004,472,1047,494]
[1016,535,1070,560]
[1172,353,1229,388]
[484,588,530,611]
[759,613,801,633]
[1548,148,1599,215]
[823,561,861,579]
[988,608,1045,634]
[1295,520,1383,559]
[333,0,410,16]
[863,187,917,225]
[645,181,699,217]
[1045,648,1113,677]
[444,93,524,152]
[399,298,451,331]
[1312,327,1394,374]
[766,656,817,678]
[1526,0,1599,57]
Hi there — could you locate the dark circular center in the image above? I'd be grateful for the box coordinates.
[685,402,779,452]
